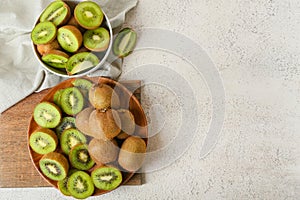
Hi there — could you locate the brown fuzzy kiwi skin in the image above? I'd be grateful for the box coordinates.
[75,46,89,53]
[88,138,119,165]
[116,131,130,140]
[75,107,95,137]
[117,109,135,135]
[118,136,147,172]
[67,16,85,32]
[39,152,69,179]
[58,25,83,52]
[44,49,69,58]
[37,40,60,56]
[88,109,121,141]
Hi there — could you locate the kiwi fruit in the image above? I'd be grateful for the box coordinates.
[39,152,69,181]
[67,171,94,199]
[39,0,71,26]
[83,27,110,52]
[91,166,122,191]
[57,25,83,53]
[55,117,76,139]
[76,46,89,53]
[88,109,121,141]
[72,78,93,91]
[57,169,78,196]
[37,39,60,56]
[118,136,147,172]
[60,87,84,115]
[29,128,58,154]
[69,144,95,170]
[33,101,62,128]
[31,21,57,45]
[117,109,135,135]
[88,138,119,165]
[53,89,64,107]
[74,1,103,30]
[67,16,85,32]
[113,28,137,58]
[66,52,99,75]
[60,128,87,154]
[75,107,94,137]
[88,84,120,110]
[116,131,130,140]
[42,49,69,69]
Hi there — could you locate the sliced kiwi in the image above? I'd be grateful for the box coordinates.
[57,169,78,196]
[39,0,71,26]
[57,25,83,53]
[91,166,122,191]
[29,128,58,154]
[69,144,95,170]
[39,152,69,181]
[83,27,110,52]
[72,78,93,91]
[66,52,99,75]
[33,101,62,128]
[56,117,76,139]
[67,171,94,199]
[31,21,57,45]
[60,87,84,115]
[60,128,87,154]
[113,28,137,58]
[53,89,64,107]
[74,1,103,30]
[42,49,69,69]
[37,39,60,56]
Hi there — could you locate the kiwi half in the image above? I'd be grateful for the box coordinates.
[53,89,64,107]
[67,171,94,199]
[42,49,69,69]
[74,1,103,30]
[60,128,87,154]
[113,28,137,58]
[57,169,78,196]
[69,144,95,170]
[39,152,69,181]
[31,21,57,45]
[33,101,62,128]
[72,78,93,91]
[83,27,110,52]
[29,128,58,154]
[57,25,83,53]
[39,0,71,26]
[91,166,122,191]
[55,117,76,139]
[60,87,84,115]
[66,52,99,75]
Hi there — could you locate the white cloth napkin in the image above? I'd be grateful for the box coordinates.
[0,0,137,113]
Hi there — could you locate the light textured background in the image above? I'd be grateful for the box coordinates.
[1,0,300,199]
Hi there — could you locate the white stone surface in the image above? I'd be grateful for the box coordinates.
[1,0,300,199]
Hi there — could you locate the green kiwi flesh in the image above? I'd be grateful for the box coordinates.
[39,1,71,26]
[83,27,110,52]
[67,171,94,199]
[33,101,61,128]
[91,166,122,190]
[57,25,83,53]
[29,128,58,154]
[69,144,95,170]
[60,87,84,115]
[74,1,103,29]
[53,89,64,107]
[71,78,93,91]
[60,128,87,154]
[57,169,78,196]
[31,22,57,45]
[113,28,137,58]
[55,117,76,139]
[66,52,99,75]
[42,50,69,69]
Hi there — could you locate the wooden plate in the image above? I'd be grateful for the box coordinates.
[27,77,148,196]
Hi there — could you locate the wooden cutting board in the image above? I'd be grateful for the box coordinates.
[0,80,143,188]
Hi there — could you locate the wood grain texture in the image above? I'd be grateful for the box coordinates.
[0,80,143,188]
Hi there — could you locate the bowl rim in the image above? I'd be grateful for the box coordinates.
[32,0,114,78]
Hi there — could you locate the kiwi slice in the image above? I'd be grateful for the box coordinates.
[66,52,99,75]
[29,128,58,154]
[69,144,95,170]
[60,128,87,154]
[31,21,57,45]
[33,101,62,128]
[60,87,84,115]
[72,78,93,91]
[42,49,69,69]
[39,152,69,181]
[53,89,64,107]
[57,169,79,196]
[57,25,83,53]
[40,0,71,26]
[37,39,60,56]
[74,1,103,30]
[91,166,122,191]
[113,28,137,58]
[67,171,94,199]
[56,117,76,139]
[83,27,110,52]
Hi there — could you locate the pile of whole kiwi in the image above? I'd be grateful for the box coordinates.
[29,78,147,199]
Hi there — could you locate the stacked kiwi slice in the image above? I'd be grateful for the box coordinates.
[31,1,111,75]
